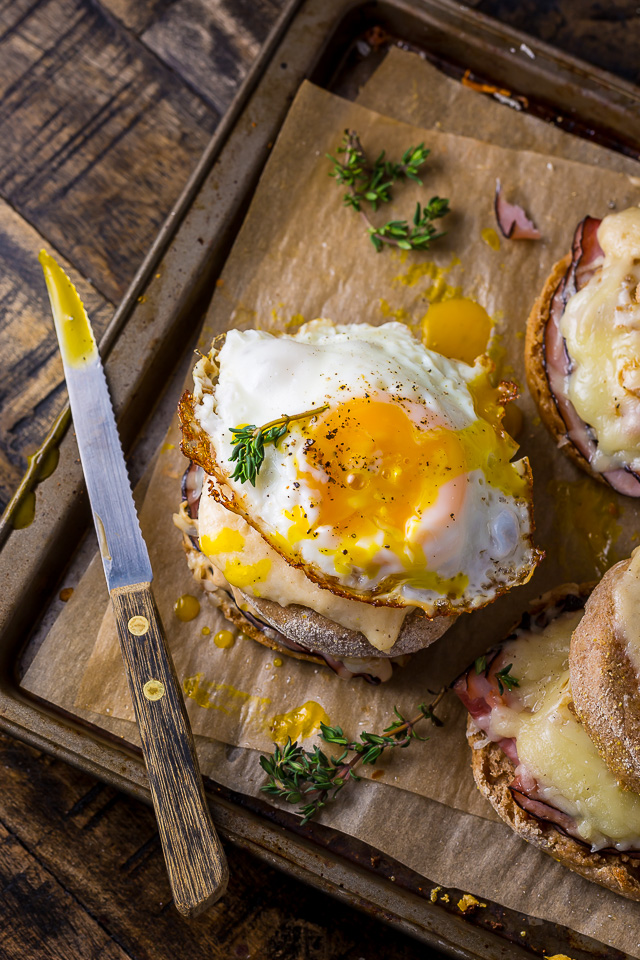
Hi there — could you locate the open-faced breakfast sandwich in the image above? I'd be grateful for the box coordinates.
[175,319,542,681]
[526,206,640,496]
[454,551,640,900]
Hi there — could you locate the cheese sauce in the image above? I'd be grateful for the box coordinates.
[560,207,640,471]
[485,610,640,852]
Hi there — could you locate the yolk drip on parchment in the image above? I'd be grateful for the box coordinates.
[269,700,330,745]
[174,594,201,622]
[214,629,235,649]
[422,299,492,366]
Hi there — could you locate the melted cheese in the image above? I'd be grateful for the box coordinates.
[486,610,640,851]
[198,485,408,651]
[560,207,640,472]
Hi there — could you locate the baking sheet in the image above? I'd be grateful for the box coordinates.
[22,65,640,956]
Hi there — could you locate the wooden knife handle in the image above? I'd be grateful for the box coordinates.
[111,582,228,916]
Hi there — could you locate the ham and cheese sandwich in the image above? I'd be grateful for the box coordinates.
[526,207,640,496]
[455,562,640,900]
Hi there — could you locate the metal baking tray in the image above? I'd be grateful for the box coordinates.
[2,1,639,956]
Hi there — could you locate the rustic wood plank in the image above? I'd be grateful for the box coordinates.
[139,0,285,114]
[0,199,113,512]
[0,818,133,960]
[0,732,427,959]
[0,0,219,304]
[97,0,175,35]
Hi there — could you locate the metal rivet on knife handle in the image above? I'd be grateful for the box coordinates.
[128,615,149,636]
[144,679,166,701]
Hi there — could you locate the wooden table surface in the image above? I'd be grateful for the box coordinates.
[1,1,638,957]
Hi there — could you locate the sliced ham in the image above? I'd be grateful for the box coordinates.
[494,180,541,240]
[543,216,640,496]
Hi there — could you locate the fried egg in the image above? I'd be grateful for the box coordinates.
[190,320,540,614]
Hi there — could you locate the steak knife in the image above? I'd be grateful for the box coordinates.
[40,250,228,916]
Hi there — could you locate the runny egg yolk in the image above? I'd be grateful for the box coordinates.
[422,299,492,365]
[293,395,526,590]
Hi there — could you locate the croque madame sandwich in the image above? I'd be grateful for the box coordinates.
[526,206,640,496]
[175,319,542,682]
[454,552,640,900]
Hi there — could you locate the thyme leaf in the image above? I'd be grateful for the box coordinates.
[228,405,329,485]
[328,130,450,253]
[495,663,520,695]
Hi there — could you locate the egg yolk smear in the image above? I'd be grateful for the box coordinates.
[290,389,526,593]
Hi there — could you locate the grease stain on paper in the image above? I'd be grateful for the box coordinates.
[183,673,270,719]
[551,477,622,578]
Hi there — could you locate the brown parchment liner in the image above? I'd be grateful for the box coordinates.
[22,54,640,956]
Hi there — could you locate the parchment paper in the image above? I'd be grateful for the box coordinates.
[22,65,640,955]
[358,47,640,176]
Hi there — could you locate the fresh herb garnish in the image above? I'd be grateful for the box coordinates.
[474,655,487,674]
[495,663,520,695]
[328,130,450,252]
[259,689,447,824]
[229,405,329,486]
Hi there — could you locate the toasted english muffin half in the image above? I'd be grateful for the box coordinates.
[570,555,640,792]
[524,253,597,477]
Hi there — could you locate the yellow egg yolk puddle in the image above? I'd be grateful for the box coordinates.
[39,250,98,368]
[174,594,200,621]
[286,395,525,592]
[270,700,329,745]
[422,299,493,365]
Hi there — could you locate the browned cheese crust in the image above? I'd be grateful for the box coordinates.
[467,723,640,901]
[570,557,640,792]
[524,253,607,486]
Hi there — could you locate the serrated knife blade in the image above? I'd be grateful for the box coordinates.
[40,250,228,916]
[40,254,151,591]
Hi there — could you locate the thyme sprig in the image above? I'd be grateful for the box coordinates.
[260,688,447,824]
[228,405,329,486]
[328,130,450,252]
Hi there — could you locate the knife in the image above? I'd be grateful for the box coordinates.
[40,250,228,916]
